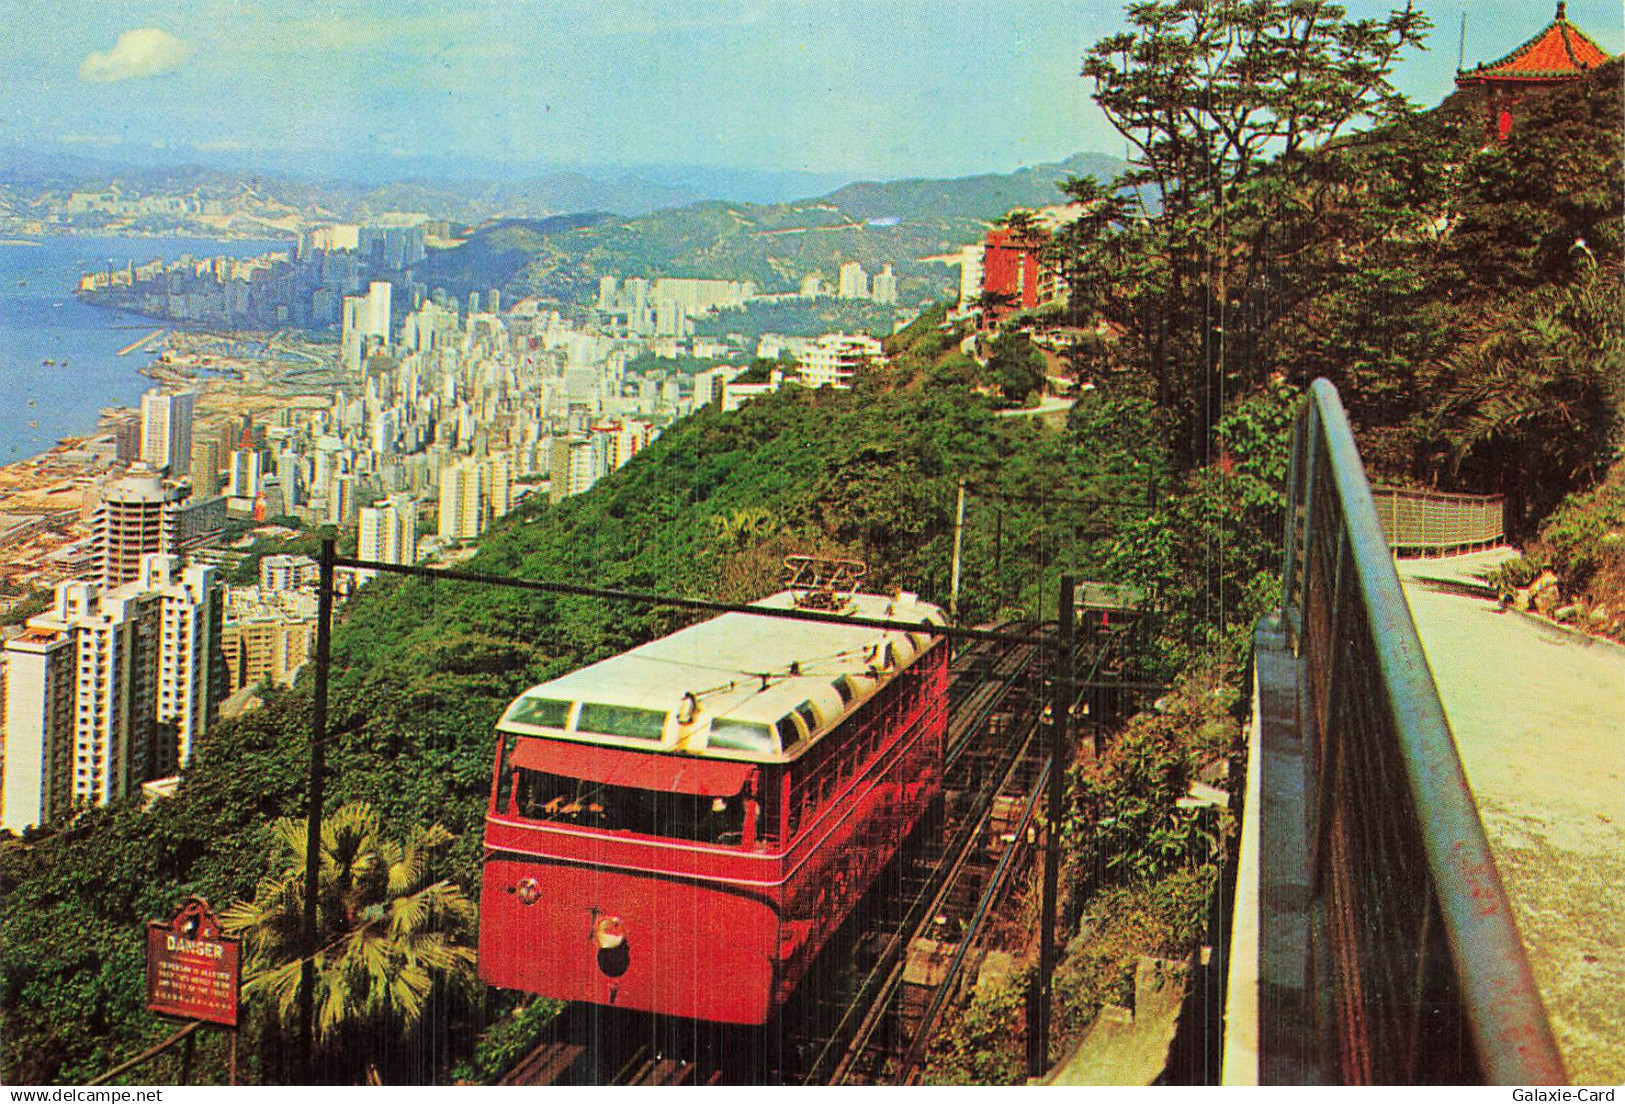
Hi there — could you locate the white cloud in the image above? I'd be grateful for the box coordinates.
[78,28,191,84]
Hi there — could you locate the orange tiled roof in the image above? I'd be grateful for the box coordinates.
[1458,3,1612,84]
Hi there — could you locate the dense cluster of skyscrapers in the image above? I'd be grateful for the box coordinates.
[8,235,905,833]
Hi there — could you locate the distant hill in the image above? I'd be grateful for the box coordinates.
[409,213,614,291]
[411,151,1125,305]
[0,152,709,221]
[821,152,1123,222]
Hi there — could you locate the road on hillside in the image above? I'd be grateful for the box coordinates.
[1400,551,1624,1085]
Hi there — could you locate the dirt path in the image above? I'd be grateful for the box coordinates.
[1400,551,1624,1084]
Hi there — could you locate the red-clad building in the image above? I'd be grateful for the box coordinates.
[980,226,1059,324]
[1455,3,1612,140]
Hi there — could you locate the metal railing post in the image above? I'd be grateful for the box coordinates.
[299,534,335,1081]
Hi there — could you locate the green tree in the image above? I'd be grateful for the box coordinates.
[707,506,778,550]
[1071,0,1430,465]
[986,331,1047,405]
[1432,259,1625,534]
[220,802,478,1080]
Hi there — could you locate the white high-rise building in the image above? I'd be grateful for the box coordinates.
[363,281,392,339]
[142,555,217,771]
[956,243,985,314]
[341,281,392,372]
[189,439,220,498]
[2,629,75,833]
[93,467,187,588]
[872,264,898,305]
[484,452,513,520]
[1,556,218,832]
[549,437,600,503]
[326,472,356,527]
[228,449,261,499]
[694,365,744,407]
[140,389,196,474]
[437,461,486,541]
[259,554,320,592]
[371,409,400,455]
[800,273,823,299]
[838,261,869,300]
[358,494,418,572]
[797,333,886,389]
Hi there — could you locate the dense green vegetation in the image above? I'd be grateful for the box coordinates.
[1058,39,1623,533]
[4,3,1620,1088]
[0,309,1149,1084]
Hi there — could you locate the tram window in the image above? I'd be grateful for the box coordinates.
[577,702,667,741]
[709,719,775,753]
[507,696,572,728]
[775,715,801,750]
[794,702,821,739]
[511,768,747,844]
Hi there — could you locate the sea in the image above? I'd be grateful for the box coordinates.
[0,235,285,463]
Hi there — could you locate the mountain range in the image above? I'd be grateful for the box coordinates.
[412,151,1124,305]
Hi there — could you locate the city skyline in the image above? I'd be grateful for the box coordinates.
[4,0,1621,189]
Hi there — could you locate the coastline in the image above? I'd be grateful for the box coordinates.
[1,233,299,462]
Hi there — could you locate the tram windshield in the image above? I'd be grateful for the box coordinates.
[507,769,749,843]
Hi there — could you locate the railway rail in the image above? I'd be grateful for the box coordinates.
[497,624,1052,1086]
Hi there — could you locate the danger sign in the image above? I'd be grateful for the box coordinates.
[145,897,241,1027]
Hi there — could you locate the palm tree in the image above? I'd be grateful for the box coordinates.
[221,802,478,1069]
[708,507,777,551]
[1432,265,1624,533]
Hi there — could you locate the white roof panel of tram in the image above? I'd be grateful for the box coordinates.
[497,590,946,758]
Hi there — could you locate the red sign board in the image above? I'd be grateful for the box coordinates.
[145,898,241,1027]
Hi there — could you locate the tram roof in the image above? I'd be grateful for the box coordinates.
[497,589,947,762]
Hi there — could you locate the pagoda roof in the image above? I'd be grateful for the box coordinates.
[1457,3,1613,85]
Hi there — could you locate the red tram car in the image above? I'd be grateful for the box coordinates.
[478,587,948,1024]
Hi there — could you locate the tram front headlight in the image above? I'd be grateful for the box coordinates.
[514,877,541,906]
[593,914,626,950]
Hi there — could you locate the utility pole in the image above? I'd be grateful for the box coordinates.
[1033,575,1072,1073]
[299,534,335,1081]
[948,479,967,620]
[994,509,1004,604]
[1032,573,1075,1079]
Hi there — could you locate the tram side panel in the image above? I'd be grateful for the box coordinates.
[774,645,948,1003]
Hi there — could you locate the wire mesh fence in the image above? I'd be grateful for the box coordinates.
[1369,485,1504,558]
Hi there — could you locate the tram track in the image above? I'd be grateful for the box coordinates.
[816,677,1050,1084]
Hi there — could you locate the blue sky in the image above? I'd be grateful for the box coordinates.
[3,0,1621,182]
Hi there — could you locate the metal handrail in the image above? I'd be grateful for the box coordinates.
[1281,379,1564,1085]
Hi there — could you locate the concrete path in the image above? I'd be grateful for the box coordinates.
[994,396,1077,427]
[1398,550,1625,1085]
[1049,957,1187,1085]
